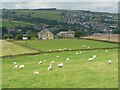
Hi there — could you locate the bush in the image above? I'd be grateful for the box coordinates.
[3,34,13,39]
[15,34,23,40]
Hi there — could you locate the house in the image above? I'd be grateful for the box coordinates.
[38,29,54,40]
[56,30,74,38]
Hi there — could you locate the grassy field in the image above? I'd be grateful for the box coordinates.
[2,49,118,88]
[1,40,37,57]
[14,39,118,51]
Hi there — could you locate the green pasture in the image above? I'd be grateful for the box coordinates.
[14,39,118,51]
[2,49,118,88]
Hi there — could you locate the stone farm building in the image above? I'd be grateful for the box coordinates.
[38,29,54,40]
[56,30,75,38]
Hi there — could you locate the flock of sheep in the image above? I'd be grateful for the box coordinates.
[12,45,112,75]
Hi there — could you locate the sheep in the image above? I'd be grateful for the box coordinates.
[49,50,52,51]
[38,61,42,64]
[69,49,71,50]
[79,52,82,54]
[64,48,67,50]
[18,65,24,68]
[51,61,54,64]
[87,46,90,48]
[56,56,59,58]
[13,62,17,65]
[66,58,70,61]
[76,52,79,55]
[44,60,46,62]
[58,49,61,51]
[84,45,86,47]
[105,50,108,52]
[93,55,96,59]
[107,60,112,64]
[48,64,52,70]
[57,63,63,68]
[88,57,94,61]
[14,65,19,68]
[34,71,39,74]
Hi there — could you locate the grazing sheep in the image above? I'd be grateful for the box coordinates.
[58,49,61,51]
[79,52,82,54]
[48,64,52,70]
[18,65,24,68]
[49,50,52,51]
[56,56,59,58]
[105,50,108,52]
[14,65,19,68]
[93,55,96,59]
[76,52,79,55]
[34,72,39,74]
[88,57,94,61]
[64,48,67,50]
[57,63,63,68]
[69,49,71,50]
[87,46,90,48]
[66,58,70,61]
[13,62,17,65]
[51,61,54,64]
[84,45,86,47]
[38,61,42,64]
[44,60,46,62]
[107,60,112,64]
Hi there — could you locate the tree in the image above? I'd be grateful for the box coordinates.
[75,30,84,37]
[15,34,22,40]
[3,34,13,39]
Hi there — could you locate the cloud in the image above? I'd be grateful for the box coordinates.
[1,0,119,2]
[2,2,118,13]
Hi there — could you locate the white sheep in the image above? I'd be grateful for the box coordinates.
[34,71,39,74]
[14,65,19,68]
[79,52,82,54]
[44,60,46,62]
[66,58,70,61]
[48,64,52,70]
[93,55,96,59]
[87,46,90,48]
[49,50,52,51]
[84,45,86,47]
[88,57,94,61]
[76,52,79,55]
[38,61,42,64]
[57,63,63,68]
[58,49,61,51]
[51,61,54,64]
[105,50,108,52]
[64,48,67,50]
[18,65,24,68]
[108,60,112,64]
[13,62,17,65]
[56,56,59,58]
[69,48,71,50]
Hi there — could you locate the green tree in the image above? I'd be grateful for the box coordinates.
[75,30,84,37]
[3,34,13,39]
[15,34,23,40]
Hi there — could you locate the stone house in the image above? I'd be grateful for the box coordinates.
[38,29,54,40]
[56,30,74,38]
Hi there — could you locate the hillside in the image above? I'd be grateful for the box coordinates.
[1,9,118,39]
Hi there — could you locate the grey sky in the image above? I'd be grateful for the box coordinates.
[1,2,119,13]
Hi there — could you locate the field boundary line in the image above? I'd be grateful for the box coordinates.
[6,40,44,53]
[80,38,120,44]
[1,47,119,58]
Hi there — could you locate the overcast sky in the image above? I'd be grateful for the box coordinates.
[1,0,119,13]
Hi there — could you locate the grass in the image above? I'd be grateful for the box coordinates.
[2,49,118,88]
[14,39,118,51]
[1,40,37,57]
